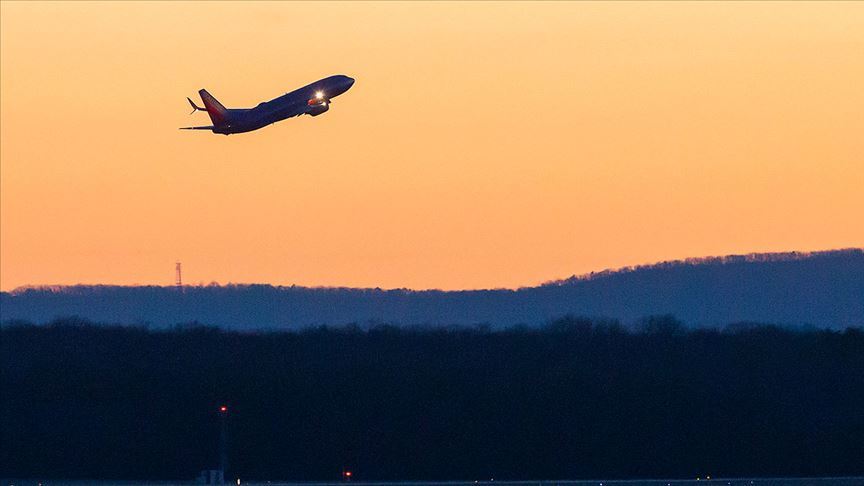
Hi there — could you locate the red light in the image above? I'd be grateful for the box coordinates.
[345,472,352,477]
[219,405,228,413]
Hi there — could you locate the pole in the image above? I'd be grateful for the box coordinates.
[219,405,228,483]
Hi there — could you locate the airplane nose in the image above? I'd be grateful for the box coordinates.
[346,77,355,88]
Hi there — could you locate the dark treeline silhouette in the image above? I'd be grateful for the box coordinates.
[2,249,863,330]
[2,316,863,481]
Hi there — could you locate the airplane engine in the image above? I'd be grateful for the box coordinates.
[308,103,330,116]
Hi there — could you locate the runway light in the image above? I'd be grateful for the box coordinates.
[315,91,324,100]
[219,405,228,413]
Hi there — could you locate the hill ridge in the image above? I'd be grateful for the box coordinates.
[8,247,862,294]
[2,248,862,329]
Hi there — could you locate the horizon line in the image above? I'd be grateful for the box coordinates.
[5,247,861,295]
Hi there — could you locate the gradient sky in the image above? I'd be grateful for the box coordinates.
[2,2,863,291]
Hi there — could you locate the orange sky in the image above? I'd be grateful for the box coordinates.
[1,1,863,291]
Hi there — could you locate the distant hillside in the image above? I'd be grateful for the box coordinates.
[2,249,862,329]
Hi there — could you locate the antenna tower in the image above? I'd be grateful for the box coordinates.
[175,262,183,288]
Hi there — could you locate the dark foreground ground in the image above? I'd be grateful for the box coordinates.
[2,479,864,486]
[2,317,863,481]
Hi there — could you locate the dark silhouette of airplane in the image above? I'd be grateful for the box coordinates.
[181,74,355,135]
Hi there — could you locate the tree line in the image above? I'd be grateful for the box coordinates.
[2,316,863,481]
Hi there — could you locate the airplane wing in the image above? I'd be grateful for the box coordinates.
[272,104,308,120]
[179,126,215,130]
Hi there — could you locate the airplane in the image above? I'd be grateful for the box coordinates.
[181,74,355,135]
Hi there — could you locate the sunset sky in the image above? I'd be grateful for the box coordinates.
[2,1,862,291]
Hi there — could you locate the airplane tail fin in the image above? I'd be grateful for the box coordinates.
[198,89,228,125]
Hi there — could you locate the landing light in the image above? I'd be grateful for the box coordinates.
[315,91,324,100]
